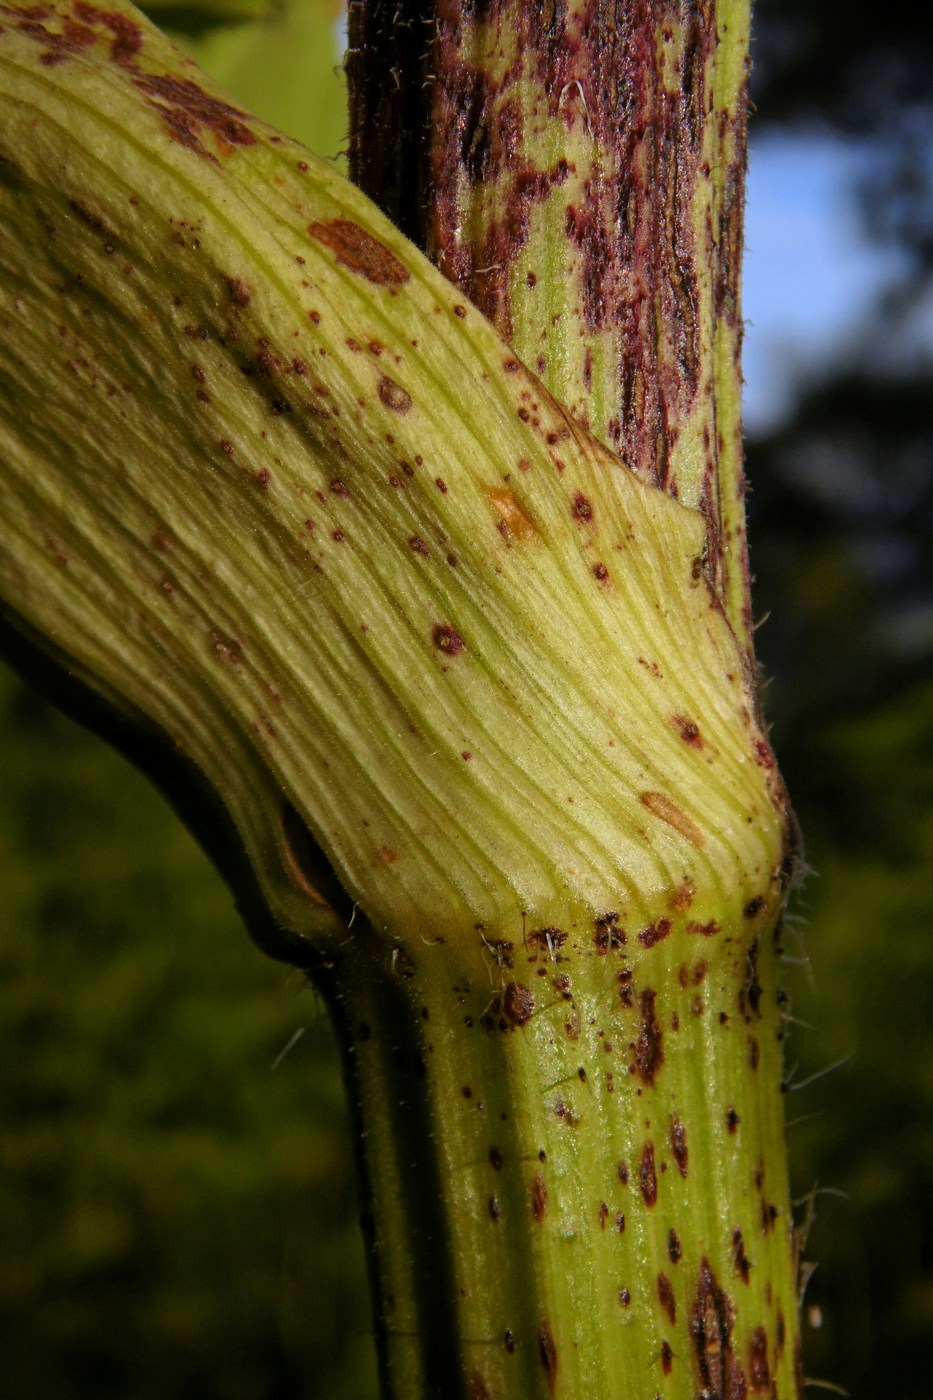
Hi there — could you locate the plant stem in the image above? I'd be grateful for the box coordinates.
[341,4,802,1396]
[328,893,801,1399]
[348,0,754,650]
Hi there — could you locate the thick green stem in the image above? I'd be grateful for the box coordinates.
[341,4,801,1396]
[330,896,800,1399]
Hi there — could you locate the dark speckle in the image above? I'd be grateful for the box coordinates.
[658,1272,676,1324]
[749,1326,770,1391]
[488,1146,503,1171]
[670,1117,689,1178]
[531,1171,548,1223]
[668,1228,682,1263]
[732,1227,751,1284]
[538,1320,557,1391]
[226,276,252,306]
[640,1141,658,1207]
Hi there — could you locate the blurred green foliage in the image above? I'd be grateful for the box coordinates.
[0,662,377,1399]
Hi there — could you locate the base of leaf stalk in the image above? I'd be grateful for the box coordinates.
[325,902,802,1400]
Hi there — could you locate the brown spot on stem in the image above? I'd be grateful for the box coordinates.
[210,628,242,663]
[538,1320,557,1391]
[594,911,625,953]
[658,1272,677,1324]
[484,484,539,542]
[732,1227,751,1284]
[308,218,409,285]
[377,375,412,413]
[671,877,697,910]
[72,2,141,64]
[691,1259,746,1400]
[432,623,464,656]
[469,1371,492,1400]
[226,276,252,307]
[740,939,764,1019]
[531,1171,548,1223]
[68,198,112,240]
[640,1141,657,1207]
[529,926,568,958]
[668,1229,682,1263]
[749,1327,770,1391]
[670,1117,689,1178]
[571,491,594,523]
[133,73,256,158]
[638,917,672,949]
[640,791,705,847]
[661,1339,673,1375]
[634,989,664,1085]
[503,981,534,1027]
[672,714,703,747]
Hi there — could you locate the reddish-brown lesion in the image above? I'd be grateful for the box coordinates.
[2,1,258,159]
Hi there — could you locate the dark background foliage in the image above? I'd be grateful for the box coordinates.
[1,2,931,1395]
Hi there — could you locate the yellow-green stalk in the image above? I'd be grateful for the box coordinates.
[0,3,801,1396]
